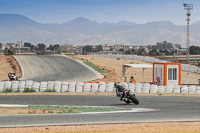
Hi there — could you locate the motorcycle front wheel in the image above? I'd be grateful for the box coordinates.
[129,95,139,105]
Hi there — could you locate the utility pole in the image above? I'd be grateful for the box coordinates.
[183,3,193,64]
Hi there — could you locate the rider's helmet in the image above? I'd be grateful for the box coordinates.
[114,82,119,87]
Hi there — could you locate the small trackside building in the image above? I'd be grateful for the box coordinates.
[153,62,181,86]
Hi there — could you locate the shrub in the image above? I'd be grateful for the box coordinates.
[3,88,13,93]
[23,88,36,93]
[44,89,56,92]
[13,90,20,93]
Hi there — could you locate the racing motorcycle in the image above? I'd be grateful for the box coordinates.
[8,73,19,81]
[115,83,139,105]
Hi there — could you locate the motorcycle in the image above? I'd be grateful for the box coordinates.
[115,86,139,105]
[8,73,19,81]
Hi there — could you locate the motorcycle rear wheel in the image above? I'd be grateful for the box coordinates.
[129,95,139,105]
[126,100,130,104]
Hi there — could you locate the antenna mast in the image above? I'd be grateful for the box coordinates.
[183,3,193,64]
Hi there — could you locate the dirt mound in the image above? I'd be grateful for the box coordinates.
[0,56,21,80]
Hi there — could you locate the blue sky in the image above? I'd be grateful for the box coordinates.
[0,0,200,25]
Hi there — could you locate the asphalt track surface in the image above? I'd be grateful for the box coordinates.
[14,55,97,82]
[0,95,200,127]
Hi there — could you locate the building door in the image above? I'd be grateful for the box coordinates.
[167,65,178,86]
[154,65,164,85]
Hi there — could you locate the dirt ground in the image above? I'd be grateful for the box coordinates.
[75,55,200,84]
[0,55,199,84]
[0,107,80,114]
[1,122,200,133]
[0,56,21,81]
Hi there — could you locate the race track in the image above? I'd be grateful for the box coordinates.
[14,55,97,82]
[5,55,200,127]
[0,95,200,127]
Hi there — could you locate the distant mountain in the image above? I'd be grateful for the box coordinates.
[109,21,137,26]
[192,21,200,25]
[0,14,200,46]
[64,17,98,26]
[0,14,39,26]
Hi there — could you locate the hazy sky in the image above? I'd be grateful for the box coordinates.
[0,0,200,25]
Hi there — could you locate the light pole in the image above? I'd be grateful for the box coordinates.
[183,3,193,64]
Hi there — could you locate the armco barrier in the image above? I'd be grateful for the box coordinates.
[0,80,200,94]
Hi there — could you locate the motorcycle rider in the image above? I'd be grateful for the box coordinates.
[114,83,126,100]
[8,73,18,81]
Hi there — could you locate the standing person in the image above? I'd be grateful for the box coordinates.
[129,76,136,84]
[156,77,160,86]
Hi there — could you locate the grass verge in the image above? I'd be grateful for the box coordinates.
[3,88,13,93]
[28,105,124,113]
[75,57,107,74]
[23,88,36,93]
[0,105,126,115]
[44,89,56,92]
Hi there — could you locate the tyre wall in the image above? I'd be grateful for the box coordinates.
[0,80,200,94]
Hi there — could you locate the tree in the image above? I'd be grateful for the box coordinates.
[4,48,8,55]
[83,45,93,54]
[137,48,145,55]
[170,49,177,55]
[24,42,34,51]
[24,42,32,47]
[37,43,46,51]
[125,50,131,54]
[96,45,102,52]
[149,49,159,56]
[163,49,170,55]
[47,45,54,51]
[119,48,124,52]
[131,48,134,53]
[36,43,46,54]
[159,49,164,53]
[53,44,60,51]
[190,46,200,55]
[4,48,14,55]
